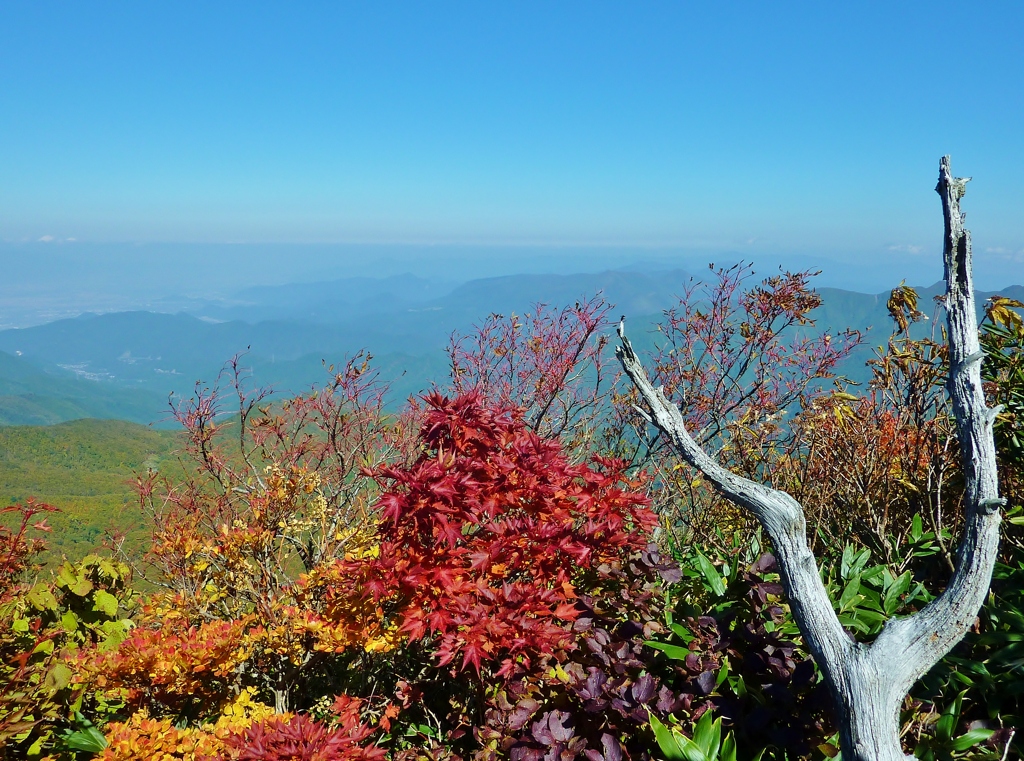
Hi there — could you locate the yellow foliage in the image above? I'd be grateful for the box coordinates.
[98,690,275,760]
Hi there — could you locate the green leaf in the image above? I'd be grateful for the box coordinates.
[405,723,438,739]
[60,610,80,633]
[96,557,124,581]
[45,662,73,692]
[70,576,94,597]
[27,583,58,611]
[950,728,995,751]
[840,544,855,578]
[695,552,727,597]
[935,714,956,743]
[839,574,862,611]
[857,586,884,612]
[32,638,54,655]
[63,726,108,752]
[670,622,694,643]
[849,547,871,577]
[646,640,693,661]
[720,733,738,761]
[715,655,730,688]
[650,713,690,761]
[692,711,721,760]
[92,589,119,617]
[851,608,887,627]
[675,736,708,761]
[861,565,887,583]
[56,562,78,588]
[99,618,133,648]
[884,571,913,615]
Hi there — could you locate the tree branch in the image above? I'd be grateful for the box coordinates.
[868,156,1004,692]
[615,322,853,672]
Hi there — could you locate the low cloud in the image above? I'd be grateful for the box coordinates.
[985,246,1024,259]
[888,244,924,254]
[38,234,55,242]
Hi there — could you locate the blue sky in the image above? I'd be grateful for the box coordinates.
[1,2,1022,284]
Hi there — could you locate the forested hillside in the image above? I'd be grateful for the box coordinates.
[0,419,179,562]
[0,351,167,426]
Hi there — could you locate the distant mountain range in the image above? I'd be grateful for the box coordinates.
[0,268,1020,426]
[0,350,169,426]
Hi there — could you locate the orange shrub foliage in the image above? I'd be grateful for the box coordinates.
[78,617,252,714]
[98,702,383,761]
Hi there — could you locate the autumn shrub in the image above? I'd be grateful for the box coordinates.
[607,264,861,548]
[446,297,616,460]
[444,265,864,553]
[96,697,383,761]
[8,273,1016,761]
[0,499,60,753]
[96,355,416,717]
[304,391,684,760]
[65,387,683,760]
[343,391,655,670]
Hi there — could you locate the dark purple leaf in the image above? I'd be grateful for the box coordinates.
[751,553,777,574]
[659,564,683,584]
[573,616,595,632]
[657,685,684,713]
[601,733,623,761]
[531,716,554,745]
[631,674,657,703]
[696,670,716,695]
[547,711,574,744]
[510,698,542,731]
[581,667,607,699]
[512,747,546,761]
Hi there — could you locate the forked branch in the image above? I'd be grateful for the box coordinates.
[617,156,1003,761]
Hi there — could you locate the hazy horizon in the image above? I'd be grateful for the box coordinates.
[3,4,1023,286]
[2,240,1021,331]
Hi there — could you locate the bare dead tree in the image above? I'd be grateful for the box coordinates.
[616,157,1004,761]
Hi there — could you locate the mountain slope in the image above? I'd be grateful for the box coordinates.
[0,350,168,425]
[0,419,180,561]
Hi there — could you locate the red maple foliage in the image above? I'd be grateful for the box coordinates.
[324,391,657,677]
[224,712,385,761]
[0,500,60,745]
[0,499,56,597]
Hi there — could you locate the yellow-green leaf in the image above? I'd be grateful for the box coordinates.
[92,589,118,618]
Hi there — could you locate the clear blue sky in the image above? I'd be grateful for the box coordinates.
[1,2,1022,281]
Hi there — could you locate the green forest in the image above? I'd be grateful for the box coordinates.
[0,420,179,563]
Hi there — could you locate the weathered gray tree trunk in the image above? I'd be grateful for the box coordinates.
[616,156,1003,761]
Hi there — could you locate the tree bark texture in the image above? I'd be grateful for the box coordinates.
[616,156,1002,761]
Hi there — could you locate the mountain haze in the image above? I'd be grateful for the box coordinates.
[1,268,1020,427]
